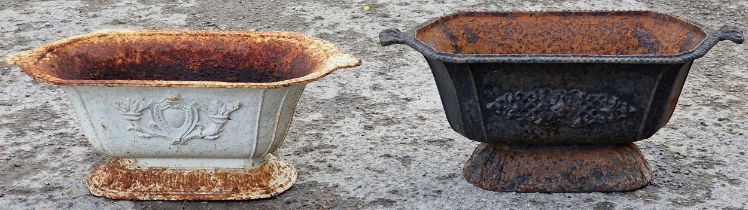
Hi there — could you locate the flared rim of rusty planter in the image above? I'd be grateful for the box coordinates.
[5,30,361,88]
[380,10,743,64]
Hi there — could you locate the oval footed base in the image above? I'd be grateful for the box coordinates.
[463,143,652,192]
[86,154,296,200]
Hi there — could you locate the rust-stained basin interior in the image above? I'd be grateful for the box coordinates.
[7,30,359,87]
[415,11,708,55]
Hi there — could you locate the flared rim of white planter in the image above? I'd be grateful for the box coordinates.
[5,29,361,89]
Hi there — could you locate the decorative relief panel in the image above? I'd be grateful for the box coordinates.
[486,88,638,128]
[113,94,241,145]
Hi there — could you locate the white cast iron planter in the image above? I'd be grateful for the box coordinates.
[5,30,361,200]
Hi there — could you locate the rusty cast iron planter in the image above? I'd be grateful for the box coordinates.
[6,30,360,200]
[379,11,743,192]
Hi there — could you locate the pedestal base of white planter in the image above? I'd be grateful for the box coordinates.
[86,154,296,200]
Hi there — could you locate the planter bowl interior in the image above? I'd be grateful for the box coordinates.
[415,11,707,55]
[8,30,360,88]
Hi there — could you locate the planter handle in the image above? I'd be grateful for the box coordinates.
[4,49,34,66]
[327,53,361,69]
[379,28,408,46]
[716,25,744,44]
[379,28,437,58]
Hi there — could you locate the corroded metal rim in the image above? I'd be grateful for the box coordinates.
[86,154,297,200]
[380,10,744,64]
[5,30,361,88]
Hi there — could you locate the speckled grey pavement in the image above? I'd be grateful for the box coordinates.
[0,0,746,209]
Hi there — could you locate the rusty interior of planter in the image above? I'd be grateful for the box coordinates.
[416,11,707,55]
[16,31,334,84]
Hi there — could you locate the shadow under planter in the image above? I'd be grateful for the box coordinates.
[380,11,743,192]
[6,30,361,200]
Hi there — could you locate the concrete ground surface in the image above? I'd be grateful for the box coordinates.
[0,0,746,209]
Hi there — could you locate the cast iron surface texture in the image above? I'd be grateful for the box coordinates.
[426,61,694,144]
[379,11,744,144]
[463,143,652,192]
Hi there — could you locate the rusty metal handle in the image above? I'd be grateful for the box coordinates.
[716,25,744,44]
[379,28,407,46]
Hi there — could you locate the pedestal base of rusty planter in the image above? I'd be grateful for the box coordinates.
[463,143,652,192]
[86,154,296,200]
